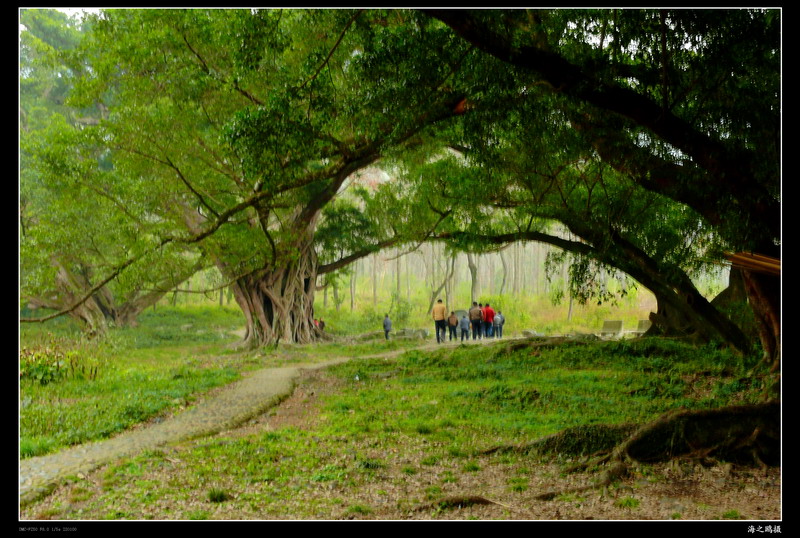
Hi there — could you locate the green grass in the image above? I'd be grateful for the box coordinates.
[20,301,770,519]
[22,330,769,520]
[20,305,424,459]
[615,496,640,509]
[19,306,249,458]
[318,339,764,449]
[20,358,241,458]
[207,488,231,503]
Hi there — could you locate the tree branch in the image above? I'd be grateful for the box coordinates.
[423,10,779,244]
[297,10,363,93]
[317,237,400,275]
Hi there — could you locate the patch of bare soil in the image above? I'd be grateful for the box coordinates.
[21,368,781,522]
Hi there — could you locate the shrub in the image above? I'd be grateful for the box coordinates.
[19,345,67,385]
[19,336,104,385]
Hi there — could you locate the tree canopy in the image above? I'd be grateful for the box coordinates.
[19,8,780,360]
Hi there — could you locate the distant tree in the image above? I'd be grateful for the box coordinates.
[20,9,203,332]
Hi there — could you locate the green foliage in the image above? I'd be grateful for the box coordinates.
[20,335,106,385]
[19,307,244,458]
[316,194,386,264]
[387,291,413,325]
[19,8,776,358]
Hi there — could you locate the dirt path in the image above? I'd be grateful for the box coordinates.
[19,337,502,507]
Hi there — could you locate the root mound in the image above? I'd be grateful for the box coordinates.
[619,401,780,466]
[484,401,780,501]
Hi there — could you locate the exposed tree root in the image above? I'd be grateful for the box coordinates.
[482,401,781,502]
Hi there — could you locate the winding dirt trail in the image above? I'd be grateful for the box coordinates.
[20,337,504,507]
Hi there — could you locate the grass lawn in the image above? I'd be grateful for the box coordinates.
[19,307,776,520]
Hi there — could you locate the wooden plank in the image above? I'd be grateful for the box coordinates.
[725,252,780,276]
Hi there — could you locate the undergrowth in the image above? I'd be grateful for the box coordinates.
[21,333,773,520]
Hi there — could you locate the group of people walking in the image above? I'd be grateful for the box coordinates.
[465,301,505,341]
[434,299,505,343]
[382,299,506,342]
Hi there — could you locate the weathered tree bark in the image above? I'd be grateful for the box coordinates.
[349,267,356,312]
[227,239,323,348]
[444,254,456,310]
[372,253,378,306]
[741,270,780,370]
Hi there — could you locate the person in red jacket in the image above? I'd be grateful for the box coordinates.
[482,303,495,338]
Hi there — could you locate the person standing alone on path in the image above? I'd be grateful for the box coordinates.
[469,302,483,340]
[448,311,459,341]
[432,299,447,343]
[483,303,495,338]
[459,314,471,342]
[383,314,392,340]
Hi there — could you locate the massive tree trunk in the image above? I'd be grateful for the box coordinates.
[742,270,780,370]
[637,269,752,353]
[714,256,780,370]
[587,229,753,354]
[227,239,322,348]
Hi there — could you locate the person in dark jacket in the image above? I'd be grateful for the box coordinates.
[459,314,471,342]
[383,314,392,340]
[447,311,459,341]
[493,311,505,338]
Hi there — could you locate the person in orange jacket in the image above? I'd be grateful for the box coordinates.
[432,298,447,343]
